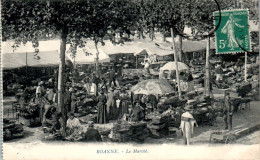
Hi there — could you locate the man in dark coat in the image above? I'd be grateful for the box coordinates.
[223,91,234,130]
[64,87,71,114]
[84,121,102,142]
[109,69,116,87]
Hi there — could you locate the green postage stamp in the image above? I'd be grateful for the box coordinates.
[214,9,251,54]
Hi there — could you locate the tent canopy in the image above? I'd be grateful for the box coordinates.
[66,47,110,64]
[2,52,27,69]
[85,40,144,55]
[2,51,60,69]
[2,40,110,69]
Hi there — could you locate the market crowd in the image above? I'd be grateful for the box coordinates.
[15,63,168,141]
[5,55,259,143]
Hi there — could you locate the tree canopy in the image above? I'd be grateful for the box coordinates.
[139,0,236,41]
[2,0,143,136]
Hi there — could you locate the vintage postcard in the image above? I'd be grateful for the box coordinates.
[1,0,259,159]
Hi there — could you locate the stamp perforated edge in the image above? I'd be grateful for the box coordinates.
[213,8,252,54]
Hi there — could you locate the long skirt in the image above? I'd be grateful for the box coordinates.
[107,100,118,120]
[182,121,192,145]
[119,100,128,119]
[97,102,108,124]
[107,106,118,120]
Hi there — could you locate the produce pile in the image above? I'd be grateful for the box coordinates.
[212,61,259,89]
[78,114,97,123]
[109,121,150,143]
[157,95,187,112]
[185,94,217,124]
[235,82,252,97]
[5,83,23,96]
[4,118,24,141]
[71,83,98,117]
[146,112,172,138]
[118,74,140,86]
[19,102,42,127]
[20,102,40,119]
[192,70,204,87]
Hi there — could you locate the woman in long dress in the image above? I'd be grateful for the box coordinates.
[119,88,129,119]
[97,90,108,124]
[179,105,198,145]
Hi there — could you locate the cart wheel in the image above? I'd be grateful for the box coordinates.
[225,134,236,144]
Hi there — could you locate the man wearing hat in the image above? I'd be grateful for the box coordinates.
[223,90,233,130]
[179,105,198,145]
[84,121,102,142]
[46,87,55,104]
[108,68,116,87]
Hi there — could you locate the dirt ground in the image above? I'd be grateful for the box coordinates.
[3,94,260,160]
[3,98,260,145]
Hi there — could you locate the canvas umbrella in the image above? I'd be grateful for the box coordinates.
[131,79,175,95]
[160,61,189,71]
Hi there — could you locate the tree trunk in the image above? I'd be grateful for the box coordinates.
[58,28,68,137]
[170,28,182,99]
[94,41,100,95]
[94,42,100,76]
[204,37,211,96]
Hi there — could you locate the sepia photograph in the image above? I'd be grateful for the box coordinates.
[1,0,259,159]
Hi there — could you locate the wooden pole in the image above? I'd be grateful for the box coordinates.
[94,42,100,96]
[26,52,28,80]
[136,56,138,69]
[170,28,182,98]
[94,41,100,76]
[240,0,247,82]
[205,37,211,96]
[73,57,76,69]
[245,52,247,81]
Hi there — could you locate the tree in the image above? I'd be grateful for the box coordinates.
[2,0,142,136]
[139,0,187,98]
[140,0,236,97]
[2,0,93,136]
[174,0,236,96]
